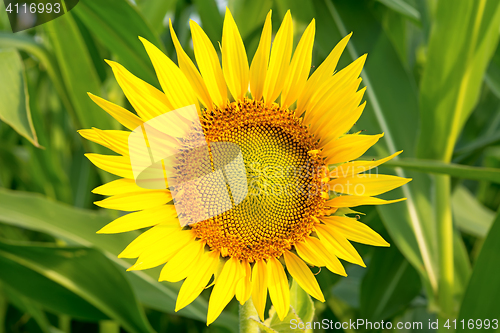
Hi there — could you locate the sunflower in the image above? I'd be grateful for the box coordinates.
[79,9,410,325]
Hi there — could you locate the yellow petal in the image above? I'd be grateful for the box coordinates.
[266,257,290,320]
[328,174,412,196]
[94,190,171,211]
[330,151,402,178]
[88,93,143,131]
[315,224,365,267]
[313,85,366,142]
[97,205,178,234]
[249,11,272,101]
[296,33,352,114]
[90,127,156,162]
[306,80,364,138]
[106,60,172,121]
[235,259,252,304]
[304,54,366,127]
[128,229,195,270]
[283,251,324,302]
[139,37,198,111]
[93,128,130,156]
[281,19,315,109]
[169,20,213,110]
[93,178,149,196]
[118,223,181,258]
[321,99,366,146]
[323,133,384,165]
[175,250,220,311]
[190,20,227,108]
[207,256,225,289]
[85,153,133,178]
[251,259,268,321]
[321,216,390,247]
[207,257,244,325]
[78,129,113,152]
[305,76,363,128]
[159,240,205,282]
[222,8,249,101]
[294,240,325,267]
[301,237,346,276]
[327,195,406,208]
[262,10,293,105]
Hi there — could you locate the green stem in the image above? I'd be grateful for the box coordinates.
[58,314,71,333]
[239,298,259,333]
[99,320,120,333]
[436,175,454,323]
[0,293,7,333]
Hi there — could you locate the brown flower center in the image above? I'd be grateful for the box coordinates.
[182,99,327,261]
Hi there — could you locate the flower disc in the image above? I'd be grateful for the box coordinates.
[190,99,326,261]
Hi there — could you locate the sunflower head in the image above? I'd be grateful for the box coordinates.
[80,8,410,325]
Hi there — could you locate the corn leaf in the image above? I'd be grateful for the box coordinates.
[0,188,238,332]
[44,14,114,134]
[73,0,162,87]
[417,0,500,161]
[0,49,39,147]
[0,241,153,333]
[457,209,500,331]
[360,246,421,321]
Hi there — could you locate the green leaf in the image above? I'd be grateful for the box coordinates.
[268,306,303,333]
[275,0,316,29]
[380,6,409,66]
[0,1,9,31]
[331,264,366,309]
[485,42,500,99]
[457,209,500,331]
[0,33,76,128]
[376,157,500,184]
[414,0,500,316]
[192,0,223,44]
[0,188,238,331]
[44,13,114,134]
[454,132,500,158]
[73,0,162,87]
[43,12,130,182]
[0,49,39,147]
[477,147,500,209]
[417,0,500,161]
[290,279,314,324]
[251,319,278,333]
[396,306,436,332]
[452,185,495,238]
[0,289,6,333]
[2,284,54,333]
[0,241,153,333]
[376,0,421,22]
[139,0,178,34]
[360,245,421,321]
[453,229,472,297]
[228,0,271,41]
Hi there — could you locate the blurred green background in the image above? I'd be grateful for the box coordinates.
[0,0,500,332]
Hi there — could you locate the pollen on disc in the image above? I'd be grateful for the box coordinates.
[175,99,327,262]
